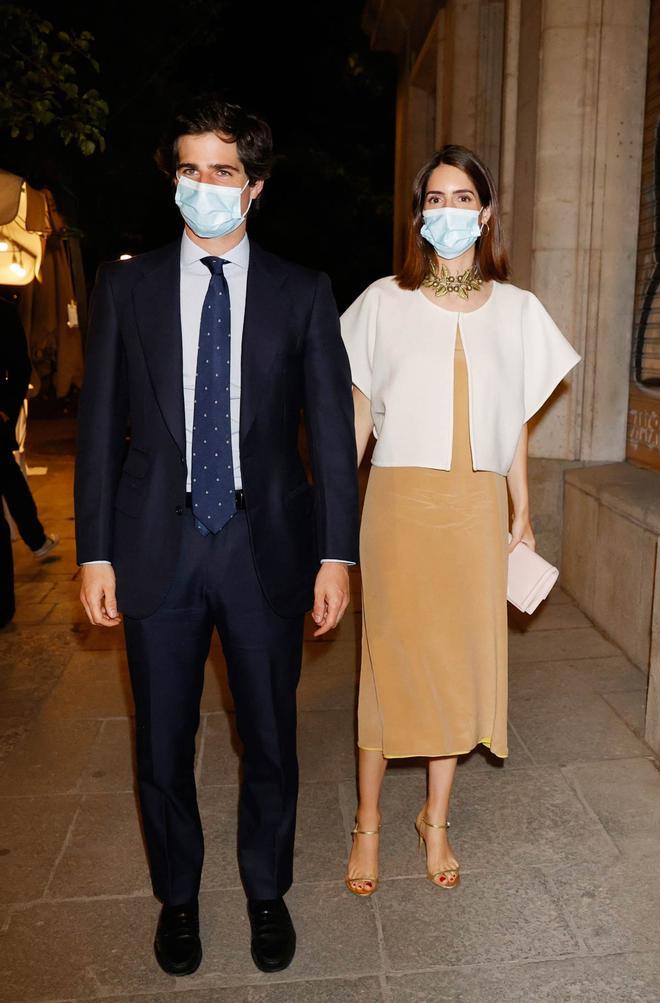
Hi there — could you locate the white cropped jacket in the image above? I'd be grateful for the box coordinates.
[340,277,581,475]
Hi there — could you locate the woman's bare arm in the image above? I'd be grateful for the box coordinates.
[353,386,373,466]
[506,424,535,552]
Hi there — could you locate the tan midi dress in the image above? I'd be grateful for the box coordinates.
[358,332,510,759]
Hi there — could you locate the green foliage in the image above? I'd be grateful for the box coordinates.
[0,4,108,156]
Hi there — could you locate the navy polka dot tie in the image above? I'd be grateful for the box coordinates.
[191,256,236,535]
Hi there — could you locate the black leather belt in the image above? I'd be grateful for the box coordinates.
[185,489,245,510]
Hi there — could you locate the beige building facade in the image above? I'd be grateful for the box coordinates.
[363,0,660,753]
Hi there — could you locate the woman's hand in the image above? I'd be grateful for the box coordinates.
[509,512,535,553]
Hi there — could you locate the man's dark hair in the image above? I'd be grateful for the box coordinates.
[155,94,273,185]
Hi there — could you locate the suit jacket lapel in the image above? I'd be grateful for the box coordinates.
[132,242,186,457]
[240,242,289,443]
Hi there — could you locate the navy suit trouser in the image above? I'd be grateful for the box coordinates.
[123,509,304,905]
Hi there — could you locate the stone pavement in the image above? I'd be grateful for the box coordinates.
[2,419,660,1002]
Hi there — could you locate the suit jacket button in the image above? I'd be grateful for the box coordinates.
[175,505,183,515]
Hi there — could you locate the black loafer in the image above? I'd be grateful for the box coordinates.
[154,900,202,976]
[247,897,296,973]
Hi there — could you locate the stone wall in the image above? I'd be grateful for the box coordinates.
[561,462,660,755]
[528,458,586,567]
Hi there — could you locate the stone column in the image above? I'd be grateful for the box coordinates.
[445,0,482,148]
[528,0,649,462]
[439,0,505,164]
[498,0,521,241]
[507,0,542,288]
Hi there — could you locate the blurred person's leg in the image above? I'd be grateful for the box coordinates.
[2,497,18,542]
[0,450,47,552]
[14,401,27,455]
[0,502,15,628]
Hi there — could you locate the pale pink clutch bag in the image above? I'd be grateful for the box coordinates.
[507,540,559,614]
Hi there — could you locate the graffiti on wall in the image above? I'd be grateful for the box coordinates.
[628,404,660,452]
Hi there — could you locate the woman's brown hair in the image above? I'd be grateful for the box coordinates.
[396,145,510,289]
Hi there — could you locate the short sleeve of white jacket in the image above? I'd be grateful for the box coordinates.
[522,292,582,423]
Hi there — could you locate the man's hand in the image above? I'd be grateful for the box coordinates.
[80,564,122,627]
[311,563,350,637]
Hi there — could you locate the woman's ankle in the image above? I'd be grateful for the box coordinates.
[421,803,449,825]
[355,808,381,828]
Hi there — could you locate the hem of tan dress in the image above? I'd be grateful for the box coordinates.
[357,739,508,760]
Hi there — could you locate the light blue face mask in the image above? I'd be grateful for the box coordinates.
[420,207,483,259]
[174,176,252,238]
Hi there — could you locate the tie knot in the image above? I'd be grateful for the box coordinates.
[201,256,228,276]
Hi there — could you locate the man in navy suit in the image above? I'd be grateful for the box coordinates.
[75,96,359,976]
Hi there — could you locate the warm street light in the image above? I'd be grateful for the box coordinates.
[9,259,27,278]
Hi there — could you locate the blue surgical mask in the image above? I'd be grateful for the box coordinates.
[420,207,483,259]
[174,176,252,238]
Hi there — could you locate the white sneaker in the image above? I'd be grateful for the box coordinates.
[33,534,60,559]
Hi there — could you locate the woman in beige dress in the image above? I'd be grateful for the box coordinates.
[341,146,580,895]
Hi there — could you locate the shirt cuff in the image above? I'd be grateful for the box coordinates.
[83,559,356,567]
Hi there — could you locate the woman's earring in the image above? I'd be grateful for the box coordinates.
[480,220,490,237]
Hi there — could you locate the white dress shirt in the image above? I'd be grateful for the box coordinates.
[180,230,247,491]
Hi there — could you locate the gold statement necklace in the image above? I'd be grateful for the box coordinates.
[422,264,483,301]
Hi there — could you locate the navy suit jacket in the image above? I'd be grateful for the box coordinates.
[74,238,359,619]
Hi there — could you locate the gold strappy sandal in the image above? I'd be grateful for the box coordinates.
[345,824,380,896]
[414,813,460,889]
